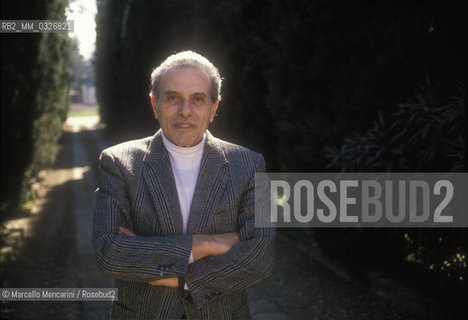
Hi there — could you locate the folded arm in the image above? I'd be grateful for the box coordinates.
[117,226,240,287]
[92,150,193,282]
[184,154,275,308]
[93,149,244,284]
[93,149,274,303]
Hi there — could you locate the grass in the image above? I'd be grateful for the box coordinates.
[67,109,99,117]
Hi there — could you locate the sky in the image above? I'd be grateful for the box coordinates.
[66,0,97,60]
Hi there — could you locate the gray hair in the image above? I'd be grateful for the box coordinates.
[150,51,222,103]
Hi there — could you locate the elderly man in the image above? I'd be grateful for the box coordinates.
[92,51,274,319]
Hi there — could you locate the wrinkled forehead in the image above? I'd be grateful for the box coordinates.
[159,66,212,94]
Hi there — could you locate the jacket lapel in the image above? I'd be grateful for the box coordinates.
[187,131,229,234]
[142,130,184,235]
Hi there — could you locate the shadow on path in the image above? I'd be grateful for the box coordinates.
[1,118,112,320]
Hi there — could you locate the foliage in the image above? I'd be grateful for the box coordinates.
[322,78,465,301]
[0,0,70,220]
[326,78,464,172]
[70,37,86,92]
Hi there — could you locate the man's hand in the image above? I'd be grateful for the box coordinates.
[192,232,239,261]
[118,226,136,236]
[148,277,179,288]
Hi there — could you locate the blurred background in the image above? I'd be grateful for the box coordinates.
[1,0,466,319]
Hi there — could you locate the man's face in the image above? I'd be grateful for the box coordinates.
[151,67,219,147]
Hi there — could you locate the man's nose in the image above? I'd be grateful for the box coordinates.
[179,99,192,117]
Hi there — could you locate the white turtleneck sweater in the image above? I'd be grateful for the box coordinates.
[162,132,206,265]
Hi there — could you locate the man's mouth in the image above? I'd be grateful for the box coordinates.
[174,122,195,129]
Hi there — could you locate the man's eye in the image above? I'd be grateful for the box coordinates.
[193,96,204,103]
[166,95,179,103]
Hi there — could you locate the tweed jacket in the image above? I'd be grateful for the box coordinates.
[92,130,275,319]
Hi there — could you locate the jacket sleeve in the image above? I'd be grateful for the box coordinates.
[184,153,275,308]
[92,149,193,282]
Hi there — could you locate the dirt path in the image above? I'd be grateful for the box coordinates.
[1,115,112,319]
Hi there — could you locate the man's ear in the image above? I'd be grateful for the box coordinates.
[150,94,158,119]
[209,100,219,123]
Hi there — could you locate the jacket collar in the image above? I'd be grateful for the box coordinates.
[143,129,227,162]
[143,129,229,235]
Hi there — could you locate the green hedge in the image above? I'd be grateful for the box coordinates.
[95,1,464,172]
[321,78,465,304]
[1,0,70,220]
